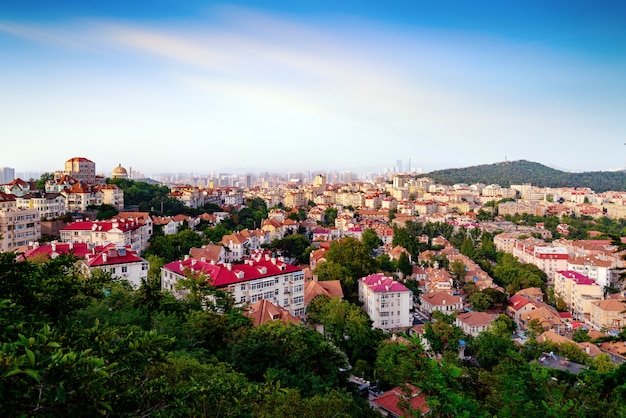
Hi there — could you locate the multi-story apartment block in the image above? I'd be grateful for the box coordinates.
[161,252,307,316]
[513,240,568,283]
[61,182,103,213]
[567,255,614,288]
[60,218,151,253]
[359,273,412,332]
[553,271,603,319]
[498,201,546,217]
[94,184,124,211]
[59,157,96,184]
[590,299,626,331]
[0,167,15,184]
[15,192,66,220]
[0,200,41,252]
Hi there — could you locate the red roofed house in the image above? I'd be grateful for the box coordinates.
[244,299,301,326]
[304,280,343,305]
[371,384,429,417]
[359,273,412,332]
[81,243,149,288]
[161,250,307,316]
[419,291,463,317]
[60,218,151,253]
[455,311,499,337]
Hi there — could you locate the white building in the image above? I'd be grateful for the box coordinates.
[161,251,307,316]
[81,244,149,289]
[358,273,412,332]
[60,218,151,253]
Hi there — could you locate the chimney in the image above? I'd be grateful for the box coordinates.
[184,254,190,261]
[102,253,107,263]
[69,242,73,250]
[585,345,590,354]
[51,242,56,251]
[226,263,232,270]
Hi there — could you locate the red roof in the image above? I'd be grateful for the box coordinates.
[163,256,302,288]
[360,273,410,293]
[22,242,90,260]
[61,219,141,232]
[508,294,532,311]
[85,243,144,267]
[373,385,429,416]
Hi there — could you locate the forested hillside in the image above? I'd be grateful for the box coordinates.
[427,160,626,192]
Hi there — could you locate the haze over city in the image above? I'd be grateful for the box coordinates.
[1,1,625,175]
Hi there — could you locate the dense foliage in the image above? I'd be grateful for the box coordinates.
[428,159,626,192]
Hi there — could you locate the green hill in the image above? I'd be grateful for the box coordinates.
[426,160,626,192]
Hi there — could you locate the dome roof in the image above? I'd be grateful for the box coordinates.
[112,164,129,178]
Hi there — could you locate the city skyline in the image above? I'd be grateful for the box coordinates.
[1,1,625,174]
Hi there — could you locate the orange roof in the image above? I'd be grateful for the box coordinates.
[373,385,429,416]
[304,280,343,304]
[244,299,300,327]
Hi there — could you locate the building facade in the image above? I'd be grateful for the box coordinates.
[359,273,412,332]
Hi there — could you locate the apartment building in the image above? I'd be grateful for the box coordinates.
[553,271,603,319]
[161,251,307,316]
[15,192,66,220]
[0,205,41,253]
[60,218,151,253]
[359,273,412,332]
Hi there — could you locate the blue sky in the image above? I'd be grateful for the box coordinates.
[1,1,625,176]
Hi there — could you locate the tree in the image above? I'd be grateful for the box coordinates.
[397,252,412,277]
[323,207,338,227]
[362,228,382,252]
[469,291,492,312]
[227,322,347,397]
[572,327,591,343]
[449,260,466,288]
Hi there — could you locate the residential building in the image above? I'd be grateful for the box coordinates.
[0,205,41,252]
[243,299,300,326]
[94,184,124,210]
[15,192,66,220]
[371,384,429,418]
[81,243,149,288]
[419,291,463,316]
[359,273,412,332]
[553,270,603,319]
[59,157,96,184]
[61,182,102,213]
[590,299,626,331]
[455,311,498,337]
[60,218,151,253]
[304,280,343,305]
[161,251,307,316]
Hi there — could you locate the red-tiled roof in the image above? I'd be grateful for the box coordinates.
[163,257,302,288]
[373,385,429,416]
[360,273,410,293]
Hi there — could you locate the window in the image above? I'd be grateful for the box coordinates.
[241,284,246,290]
[380,311,389,317]
[240,296,246,303]
[122,266,128,273]
[293,296,304,305]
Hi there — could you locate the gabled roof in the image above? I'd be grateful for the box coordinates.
[60,219,141,232]
[360,273,410,293]
[304,280,343,304]
[592,299,626,312]
[84,243,144,267]
[189,245,224,263]
[244,299,300,327]
[420,291,461,306]
[162,256,302,288]
[372,384,429,416]
[456,311,498,327]
[22,242,90,260]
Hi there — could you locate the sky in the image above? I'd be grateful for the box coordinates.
[1,1,625,176]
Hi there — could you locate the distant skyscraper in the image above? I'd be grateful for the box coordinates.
[0,167,15,184]
[396,159,403,173]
